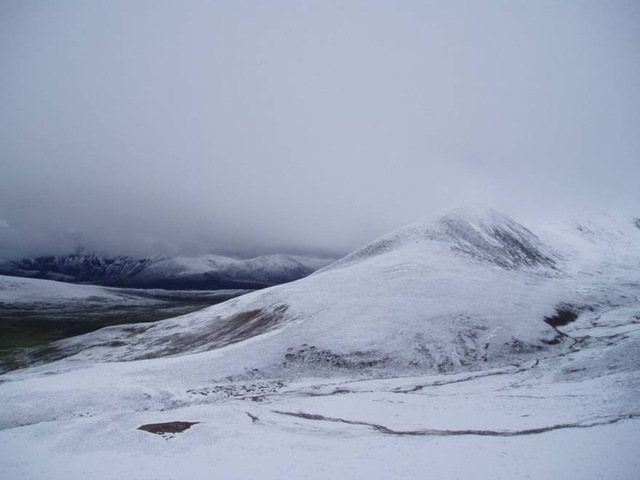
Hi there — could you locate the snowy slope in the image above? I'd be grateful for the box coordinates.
[1,207,640,479]
[0,253,331,290]
[0,274,249,312]
[0,274,152,309]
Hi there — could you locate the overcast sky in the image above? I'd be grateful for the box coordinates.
[1,0,639,259]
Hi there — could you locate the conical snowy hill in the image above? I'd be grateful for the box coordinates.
[322,206,557,271]
[20,206,639,381]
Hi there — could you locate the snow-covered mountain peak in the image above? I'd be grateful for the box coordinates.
[432,206,557,269]
[436,204,502,223]
[323,206,556,272]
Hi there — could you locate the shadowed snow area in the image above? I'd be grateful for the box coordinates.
[1,207,639,479]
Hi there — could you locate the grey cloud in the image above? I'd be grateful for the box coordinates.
[1,1,639,260]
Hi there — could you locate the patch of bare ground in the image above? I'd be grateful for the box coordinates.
[138,421,199,436]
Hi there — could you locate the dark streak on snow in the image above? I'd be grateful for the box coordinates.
[298,388,353,397]
[391,361,539,394]
[246,412,259,423]
[544,307,579,327]
[272,410,640,438]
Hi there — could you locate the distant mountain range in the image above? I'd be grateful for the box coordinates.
[0,253,332,290]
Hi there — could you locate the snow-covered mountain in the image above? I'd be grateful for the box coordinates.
[19,207,640,377]
[324,205,557,271]
[2,207,640,479]
[0,253,331,290]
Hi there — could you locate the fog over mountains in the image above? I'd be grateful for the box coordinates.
[1,1,639,261]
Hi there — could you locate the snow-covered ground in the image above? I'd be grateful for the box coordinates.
[1,207,639,479]
[0,274,152,308]
[1,311,638,479]
[0,274,249,314]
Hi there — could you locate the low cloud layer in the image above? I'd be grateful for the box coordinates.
[1,1,639,259]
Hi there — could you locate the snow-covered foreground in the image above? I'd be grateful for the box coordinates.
[1,207,639,478]
[1,306,639,479]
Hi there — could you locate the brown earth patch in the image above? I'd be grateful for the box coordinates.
[138,421,199,435]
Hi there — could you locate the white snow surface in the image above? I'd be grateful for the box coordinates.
[0,274,151,308]
[1,207,640,479]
